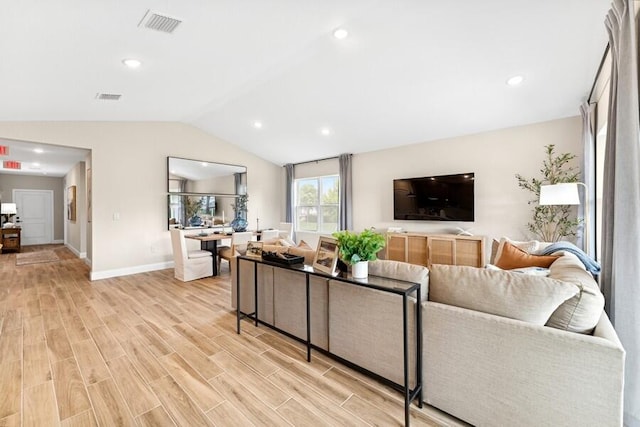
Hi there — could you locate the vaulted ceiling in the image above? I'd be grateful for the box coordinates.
[0,1,610,167]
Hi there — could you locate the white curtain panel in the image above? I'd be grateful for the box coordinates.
[602,0,640,425]
[579,102,596,256]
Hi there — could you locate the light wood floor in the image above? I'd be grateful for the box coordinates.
[0,245,466,426]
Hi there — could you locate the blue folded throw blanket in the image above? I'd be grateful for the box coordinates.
[537,242,601,275]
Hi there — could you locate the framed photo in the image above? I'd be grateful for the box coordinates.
[313,236,339,275]
[246,241,263,258]
[67,185,77,222]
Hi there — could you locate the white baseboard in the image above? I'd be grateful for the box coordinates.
[52,239,64,244]
[64,244,86,259]
[90,261,174,281]
[83,257,92,268]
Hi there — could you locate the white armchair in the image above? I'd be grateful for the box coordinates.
[170,229,213,281]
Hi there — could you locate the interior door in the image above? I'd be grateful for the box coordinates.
[13,189,53,246]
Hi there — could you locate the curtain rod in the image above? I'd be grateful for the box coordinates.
[290,155,340,167]
[588,43,610,104]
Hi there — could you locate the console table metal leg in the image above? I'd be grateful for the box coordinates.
[236,257,241,334]
[403,293,410,426]
[416,287,423,407]
[306,274,311,362]
[254,262,259,327]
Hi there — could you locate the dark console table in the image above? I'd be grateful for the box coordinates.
[236,255,423,426]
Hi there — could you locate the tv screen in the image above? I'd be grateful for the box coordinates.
[393,173,474,222]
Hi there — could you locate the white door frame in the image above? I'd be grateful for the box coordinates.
[12,189,55,245]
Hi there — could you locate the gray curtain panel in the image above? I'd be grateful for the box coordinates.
[579,102,596,257]
[339,153,353,230]
[284,163,294,223]
[602,0,640,425]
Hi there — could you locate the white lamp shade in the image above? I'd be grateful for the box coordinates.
[539,183,580,206]
[1,203,17,215]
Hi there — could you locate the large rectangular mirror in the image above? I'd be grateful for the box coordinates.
[168,157,247,195]
[167,157,247,229]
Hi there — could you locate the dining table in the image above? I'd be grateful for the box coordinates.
[184,232,232,276]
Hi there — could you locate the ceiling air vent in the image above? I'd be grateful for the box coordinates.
[138,9,182,34]
[95,93,122,101]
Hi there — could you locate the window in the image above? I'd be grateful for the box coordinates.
[295,175,339,232]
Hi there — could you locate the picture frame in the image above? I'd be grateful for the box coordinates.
[246,240,263,258]
[67,185,77,222]
[312,236,339,275]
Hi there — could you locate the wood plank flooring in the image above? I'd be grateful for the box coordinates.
[0,245,466,426]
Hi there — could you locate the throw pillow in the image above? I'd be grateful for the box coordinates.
[491,237,541,264]
[429,265,579,325]
[545,252,604,334]
[494,241,559,270]
[297,240,312,250]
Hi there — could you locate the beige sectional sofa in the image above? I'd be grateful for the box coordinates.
[230,249,625,427]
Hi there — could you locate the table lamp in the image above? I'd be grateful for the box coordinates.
[1,203,17,227]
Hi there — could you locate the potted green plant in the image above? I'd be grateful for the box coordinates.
[516,144,580,241]
[332,228,386,278]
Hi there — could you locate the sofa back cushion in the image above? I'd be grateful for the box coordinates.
[369,259,429,300]
[429,265,579,325]
[546,252,604,334]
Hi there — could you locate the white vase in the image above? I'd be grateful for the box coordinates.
[352,261,368,279]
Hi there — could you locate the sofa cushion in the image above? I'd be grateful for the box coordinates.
[494,240,559,269]
[429,265,579,325]
[546,252,604,334]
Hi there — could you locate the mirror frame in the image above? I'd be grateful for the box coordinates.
[167,157,247,229]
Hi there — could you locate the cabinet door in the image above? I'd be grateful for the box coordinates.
[427,237,455,266]
[407,236,428,266]
[386,234,407,262]
[455,239,483,267]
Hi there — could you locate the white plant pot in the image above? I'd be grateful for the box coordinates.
[352,261,368,279]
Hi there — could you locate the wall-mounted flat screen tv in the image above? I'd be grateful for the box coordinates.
[393,173,474,222]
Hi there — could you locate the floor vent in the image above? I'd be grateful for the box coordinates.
[138,9,182,34]
[95,93,122,101]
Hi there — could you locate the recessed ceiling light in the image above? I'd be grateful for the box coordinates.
[320,128,331,136]
[201,162,208,167]
[33,148,44,154]
[506,75,524,86]
[333,28,349,40]
[122,58,142,69]
[253,121,263,129]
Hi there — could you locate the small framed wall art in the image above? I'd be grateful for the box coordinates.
[313,236,339,275]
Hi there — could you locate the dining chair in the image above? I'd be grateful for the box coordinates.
[217,231,254,272]
[260,229,280,241]
[169,229,213,281]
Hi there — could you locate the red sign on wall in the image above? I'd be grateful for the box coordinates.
[0,145,8,156]
[3,161,21,169]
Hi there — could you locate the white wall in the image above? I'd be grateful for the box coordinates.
[0,122,282,279]
[353,116,582,243]
[64,161,86,257]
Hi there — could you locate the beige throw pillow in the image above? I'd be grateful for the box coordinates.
[545,252,604,334]
[429,265,579,325]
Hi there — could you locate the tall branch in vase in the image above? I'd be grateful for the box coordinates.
[515,144,580,242]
